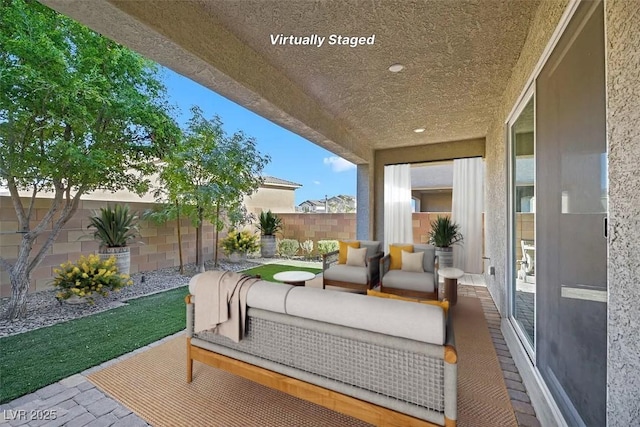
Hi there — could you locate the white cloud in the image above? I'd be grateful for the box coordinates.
[313,180,321,185]
[323,156,356,172]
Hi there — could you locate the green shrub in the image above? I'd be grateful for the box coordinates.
[317,240,339,255]
[300,239,314,259]
[221,229,260,254]
[278,239,299,258]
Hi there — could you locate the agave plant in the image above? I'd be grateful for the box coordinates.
[428,216,463,248]
[88,205,139,248]
[257,210,283,236]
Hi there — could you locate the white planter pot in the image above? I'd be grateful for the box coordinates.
[64,294,89,305]
[98,247,131,275]
[436,247,454,269]
[228,252,247,263]
[261,235,277,258]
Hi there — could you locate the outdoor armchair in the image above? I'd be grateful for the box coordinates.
[380,243,439,300]
[322,240,383,292]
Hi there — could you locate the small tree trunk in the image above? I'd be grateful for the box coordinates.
[5,269,30,320]
[213,204,220,268]
[176,200,184,275]
[196,207,204,273]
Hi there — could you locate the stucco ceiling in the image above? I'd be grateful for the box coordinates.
[42,0,540,164]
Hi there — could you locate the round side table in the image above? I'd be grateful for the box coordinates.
[438,267,464,306]
[273,271,316,287]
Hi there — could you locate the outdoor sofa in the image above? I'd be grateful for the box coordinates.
[186,278,457,426]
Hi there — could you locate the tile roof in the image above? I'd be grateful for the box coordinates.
[262,176,302,188]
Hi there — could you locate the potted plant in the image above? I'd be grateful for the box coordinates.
[257,210,282,258]
[427,215,463,268]
[221,229,260,262]
[53,254,133,304]
[87,204,139,275]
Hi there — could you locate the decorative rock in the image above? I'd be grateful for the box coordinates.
[0,259,260,338]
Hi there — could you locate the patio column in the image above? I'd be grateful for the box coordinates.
[605,0,640,424]
[356,164,370,240]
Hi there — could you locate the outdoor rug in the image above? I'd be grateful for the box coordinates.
[88,295,516,426]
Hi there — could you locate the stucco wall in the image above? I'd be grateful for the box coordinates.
[244,186,297,215]
[605,0,640,423]
[484,0,569,315]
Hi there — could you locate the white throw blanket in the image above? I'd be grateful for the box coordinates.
[188,270,260,342]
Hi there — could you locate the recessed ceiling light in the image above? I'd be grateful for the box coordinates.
[414,128,426,133]
[388,64,404,73]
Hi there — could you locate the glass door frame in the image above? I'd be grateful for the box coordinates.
[506,84,536,362]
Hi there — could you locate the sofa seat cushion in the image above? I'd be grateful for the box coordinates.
[382,270,435,293]
[323,264,368,285]
[246,281,295,314]
[285,287,445,345]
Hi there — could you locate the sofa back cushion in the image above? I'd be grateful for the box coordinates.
[413,244,436,273]
[285,287,446,345]
[246,281,294,314]
[358,240,382,259]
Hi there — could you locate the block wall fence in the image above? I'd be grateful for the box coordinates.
[1,196,498,296]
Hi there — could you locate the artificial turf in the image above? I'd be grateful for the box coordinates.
[240,263,321,282]
[0,286,188,403]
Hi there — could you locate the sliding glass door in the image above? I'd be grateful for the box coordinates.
[508,1,607,425]
[509,95,536,353]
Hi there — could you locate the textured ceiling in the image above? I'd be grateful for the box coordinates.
[42,0,540,162]
[201,0,540,148]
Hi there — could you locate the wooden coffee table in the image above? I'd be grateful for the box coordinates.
[273,271,316,286]
[439,267,464,306]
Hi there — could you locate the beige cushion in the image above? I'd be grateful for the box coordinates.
[382,270,435,293]
[401,250,424,273]
[285,287,446,345]
[346,246,367,267]
[246,280,295,314]
[323,264,368,285]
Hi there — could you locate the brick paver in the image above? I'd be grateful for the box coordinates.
[459,284,542,427]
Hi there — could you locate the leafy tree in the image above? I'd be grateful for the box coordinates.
[0,0,179,319]
[158,106,269,272]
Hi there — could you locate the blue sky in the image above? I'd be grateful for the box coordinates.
[161,67,356,205]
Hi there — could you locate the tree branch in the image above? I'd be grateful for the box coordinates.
[6,176,27,231]
[27,185,85,273]
[27,179,64,239]
[25,182,39,224]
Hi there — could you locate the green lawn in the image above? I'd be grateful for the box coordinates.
[241,263,321,282]
[0,286,188,403]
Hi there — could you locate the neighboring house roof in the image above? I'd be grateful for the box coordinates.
[262,176,302,189]
[299,200,325,207]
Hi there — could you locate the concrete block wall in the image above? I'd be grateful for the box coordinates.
[0,196,213,297]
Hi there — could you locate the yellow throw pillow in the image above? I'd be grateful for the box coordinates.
[338,240,360,264]
[366,289,450,316]
[389,244,413,270]
[401,250,424,273]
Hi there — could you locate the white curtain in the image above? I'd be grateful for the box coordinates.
[384,164,413,251]
[451,158,485,273]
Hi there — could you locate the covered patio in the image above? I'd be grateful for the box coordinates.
[34,0,640,426]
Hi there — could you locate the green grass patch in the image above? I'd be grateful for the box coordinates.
[0,286,188,403]
[241,263,321,282]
